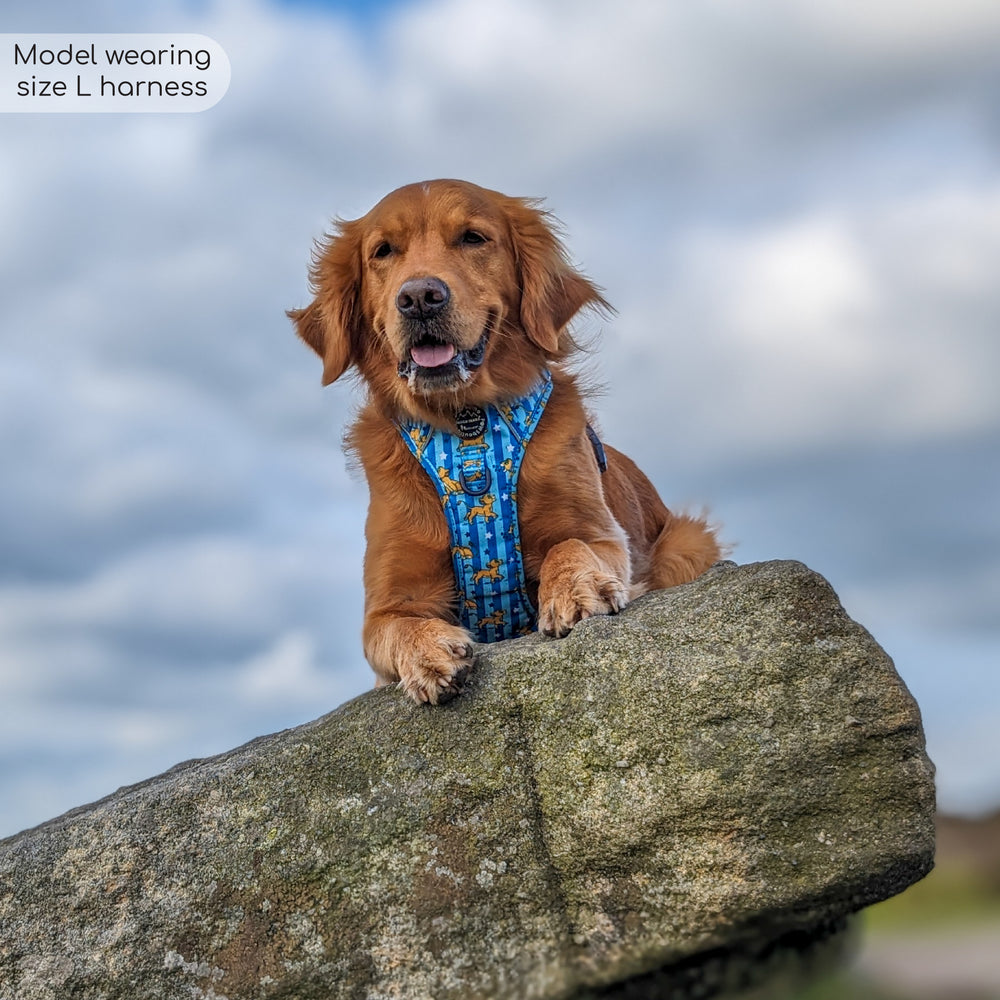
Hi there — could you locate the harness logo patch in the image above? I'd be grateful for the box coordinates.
[454,406,487,439]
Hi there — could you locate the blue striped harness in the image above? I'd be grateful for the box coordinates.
[398,371,553,643]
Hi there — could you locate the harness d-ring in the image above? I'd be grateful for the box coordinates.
[460,465,492,497]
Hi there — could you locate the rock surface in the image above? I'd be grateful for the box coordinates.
[0,560,935,1000]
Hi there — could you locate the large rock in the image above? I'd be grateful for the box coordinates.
[0,561,934,1000]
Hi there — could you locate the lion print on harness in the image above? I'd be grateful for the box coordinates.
[398,371,554,642]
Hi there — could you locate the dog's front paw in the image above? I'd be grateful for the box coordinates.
[397,620,475,705]
[538,540,628,638]
[538,570,628,638]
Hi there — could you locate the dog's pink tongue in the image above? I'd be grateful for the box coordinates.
[411,343,456,368]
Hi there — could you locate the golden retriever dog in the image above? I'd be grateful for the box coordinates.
[290,179,720,704]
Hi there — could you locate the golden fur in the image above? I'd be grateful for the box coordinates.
[290,179,721,704]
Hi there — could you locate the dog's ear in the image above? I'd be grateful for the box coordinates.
[287,220,362,385]
[507,198,609,356]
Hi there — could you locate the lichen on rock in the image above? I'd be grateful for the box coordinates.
[0,560,935,1000]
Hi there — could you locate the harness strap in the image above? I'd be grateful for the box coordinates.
[398,371,553,642]
[586,423,608,473]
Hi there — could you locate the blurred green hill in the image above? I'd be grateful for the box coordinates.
[794,810,1000,1000]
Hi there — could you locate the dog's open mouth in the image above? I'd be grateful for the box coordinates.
[410,340,458,369]
[397,315,493,386]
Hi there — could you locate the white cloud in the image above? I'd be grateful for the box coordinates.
[0,531,362,643]
[788,0,1000,56]
[236,629,340,706]
[599,182,1000,464]
[362,0,1000,178]
[712,216,876,349]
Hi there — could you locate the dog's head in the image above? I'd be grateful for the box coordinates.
[289,179,607,418]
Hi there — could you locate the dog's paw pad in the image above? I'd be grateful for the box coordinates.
[435,664,471,705]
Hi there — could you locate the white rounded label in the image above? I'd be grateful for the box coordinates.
[0,34,230,113]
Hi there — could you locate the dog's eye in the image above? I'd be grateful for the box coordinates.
[460,230,488,246]
[372,241,393,259]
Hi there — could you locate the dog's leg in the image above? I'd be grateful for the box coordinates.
[537,535,630,638]
[364,613,474,705]
[353,427,480,705]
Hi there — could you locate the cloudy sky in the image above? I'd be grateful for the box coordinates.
[1,0,998,838]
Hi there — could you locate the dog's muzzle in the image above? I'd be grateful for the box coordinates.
[394,277,493,383]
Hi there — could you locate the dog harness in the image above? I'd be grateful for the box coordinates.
[398,371,553,643]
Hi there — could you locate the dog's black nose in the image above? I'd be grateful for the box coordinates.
[396,277,450,320]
